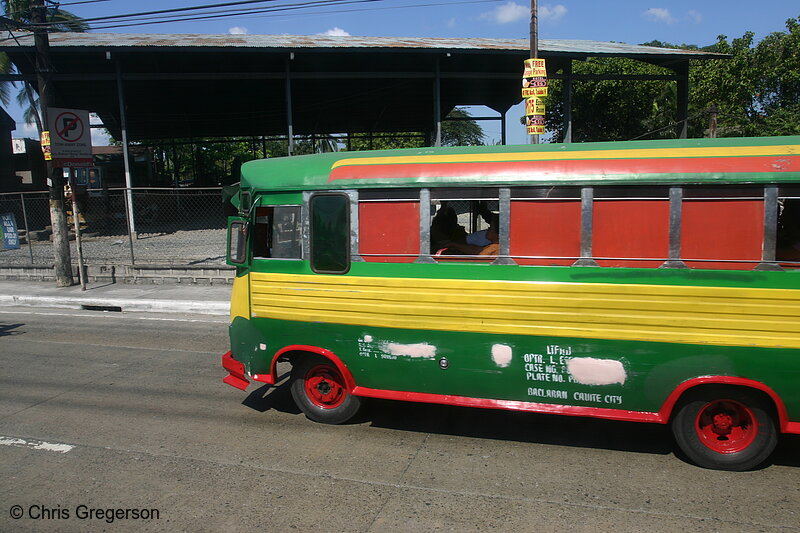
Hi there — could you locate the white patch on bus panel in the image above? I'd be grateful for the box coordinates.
[491,344,513,367]
[357,335,436,360]
[384,342,437,359]
[566,357,626,386]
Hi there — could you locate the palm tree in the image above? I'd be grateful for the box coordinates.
[1,0,88,132]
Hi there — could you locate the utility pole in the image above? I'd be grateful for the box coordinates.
[529,0,539,144]
[31,0,73,286]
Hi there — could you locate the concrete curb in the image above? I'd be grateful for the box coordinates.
[0,294,230,316]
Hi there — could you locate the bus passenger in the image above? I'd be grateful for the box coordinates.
[431,203,468,253]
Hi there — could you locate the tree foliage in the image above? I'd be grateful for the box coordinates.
[690,16,800,137]
[346,107,485,151]
[544,58,677,142]
[1,0,88,123]
[544,15,800,141]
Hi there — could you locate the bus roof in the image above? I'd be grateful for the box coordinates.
[239,136,800,192]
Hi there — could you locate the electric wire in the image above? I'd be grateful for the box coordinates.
[12,0,503,31]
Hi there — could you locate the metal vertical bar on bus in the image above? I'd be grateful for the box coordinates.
[115,58,136,237]
[756,185,782,271]
[20,193,34,263]
[573,187,598,266]
[415,188,435,263]
[348,190,364,262]
[301,191,311,260]
[662,186,687,269]
[493,188,516,265]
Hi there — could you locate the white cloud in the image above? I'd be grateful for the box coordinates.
[228,26,248,35]
[17,122,38,139]
[320,27,350,36]
[540,4,567,23]
[481,2,565,25]
[643,8,675,24]
[480,2,528,24]
[687,10,702,24]
[446,17,457,28]
[91,128,112,147]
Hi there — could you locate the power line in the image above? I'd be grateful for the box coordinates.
[21,0,502,31]
[26,0,307,25]
[53,0,112,6]
[84,0,384,30]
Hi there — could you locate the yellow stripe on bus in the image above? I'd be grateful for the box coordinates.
[230,273,250,322]
[329,144,800,169]
[248,272,800,349]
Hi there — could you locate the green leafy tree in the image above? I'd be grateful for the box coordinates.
[690,16,800,137]
[1,0,88,131]
[544,15,800,142]
[544,57,678,142]
[346,107,485,151]
[441,108,485,146]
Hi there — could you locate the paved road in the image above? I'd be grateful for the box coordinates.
[1,308,799,532]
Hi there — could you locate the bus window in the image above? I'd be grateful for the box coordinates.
[593,187,669,268]
[429,190,498,260]
[510,187,581,266]
[358,191,420,263]
[682,187,764,270]
[777,190,800,268]
[310,194,350,274]
[252,206,302,259]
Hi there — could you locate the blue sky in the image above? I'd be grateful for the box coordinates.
[4,0,799,145]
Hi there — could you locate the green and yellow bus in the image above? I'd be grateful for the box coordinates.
[222,135,800,471]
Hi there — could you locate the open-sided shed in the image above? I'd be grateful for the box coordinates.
[0,32,726,145]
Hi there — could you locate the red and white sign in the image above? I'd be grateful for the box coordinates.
[47,107,93,167]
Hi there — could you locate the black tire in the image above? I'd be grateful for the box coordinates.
[671,387,778,471]
[290,355,362,424]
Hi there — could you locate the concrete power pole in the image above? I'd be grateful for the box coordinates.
[31,0,73,286]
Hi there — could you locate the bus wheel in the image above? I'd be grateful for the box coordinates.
[671,387,777,471]
[290,356,361,424]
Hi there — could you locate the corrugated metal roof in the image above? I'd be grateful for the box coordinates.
[0,32,726,58]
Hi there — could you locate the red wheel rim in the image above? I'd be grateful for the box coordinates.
[304,364,347,409]
[695,399,758,454]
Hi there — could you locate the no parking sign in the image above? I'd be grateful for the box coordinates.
[45,107,93,167]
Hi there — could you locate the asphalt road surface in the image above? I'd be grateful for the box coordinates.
[1,307,799,532]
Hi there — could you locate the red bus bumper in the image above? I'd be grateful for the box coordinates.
[222,351,250,390]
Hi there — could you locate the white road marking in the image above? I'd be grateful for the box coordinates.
[0,309,226,323]
[0,436,74,453]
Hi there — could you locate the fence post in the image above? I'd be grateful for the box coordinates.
[20,192,34,263]
[123,188,136,265]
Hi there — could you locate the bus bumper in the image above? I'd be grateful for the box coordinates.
[222,351,250,390]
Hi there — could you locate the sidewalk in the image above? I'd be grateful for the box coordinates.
[0,280,231,316]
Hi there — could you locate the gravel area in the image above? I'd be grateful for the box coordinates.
[1,228,227,266]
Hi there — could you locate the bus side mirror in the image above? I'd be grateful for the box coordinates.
[227,217,248,266]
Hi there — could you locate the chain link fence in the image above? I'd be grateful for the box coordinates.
[0,188,228,267]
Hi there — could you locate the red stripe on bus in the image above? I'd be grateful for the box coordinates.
[351,386,664,424]
[329,155,800,182]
